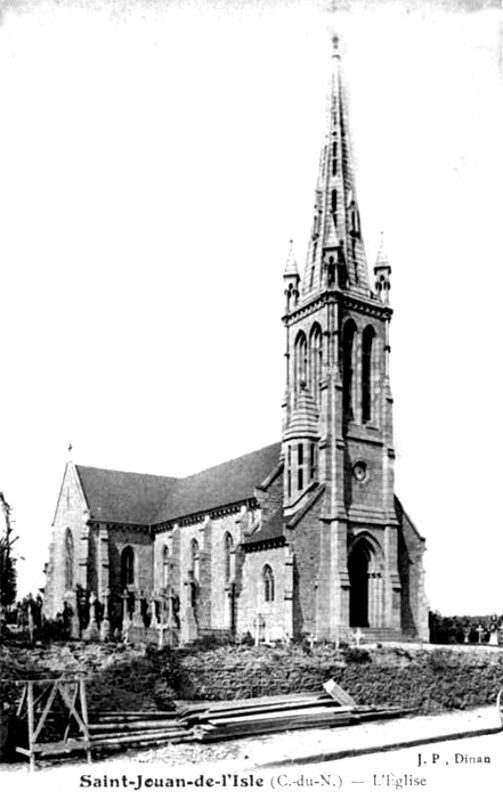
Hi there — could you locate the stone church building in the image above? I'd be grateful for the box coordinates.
[44,38,428,644]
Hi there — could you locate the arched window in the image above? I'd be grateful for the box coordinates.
[190,539,200,583]
[342,319,357,419]
[294,331,308,392]
[224,532,233,583]
[287,446,292,499]
[263,564,275,602]
[121,546,135,588]
[362,326,375,423]
[162,545,169,589]
[309,324,323,402]
[64,529,74,592]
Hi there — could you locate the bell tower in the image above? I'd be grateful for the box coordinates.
[282,36,402,639]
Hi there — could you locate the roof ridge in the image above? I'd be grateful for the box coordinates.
[75,464,179,481]
[151,442,282,526]
[179,441,281,481]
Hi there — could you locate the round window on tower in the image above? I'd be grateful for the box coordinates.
[352,461,367,482]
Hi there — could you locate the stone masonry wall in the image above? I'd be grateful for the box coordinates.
[44,464,90,618]
[108,528,154,596]
[288,496,323,639]
[154,507,248,634]
[397,504,429,639]
[176,644,503,711]
[238,545,291,640]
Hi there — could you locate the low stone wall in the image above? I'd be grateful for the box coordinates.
[2,642,503,717]
[176,644,503,712]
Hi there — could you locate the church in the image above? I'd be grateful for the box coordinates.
[44,37,429,644]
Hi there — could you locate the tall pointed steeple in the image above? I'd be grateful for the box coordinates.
[280,33,406,642]
[301,35,369,300]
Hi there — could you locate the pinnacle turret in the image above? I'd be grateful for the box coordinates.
[374,232,391,304]
[283,239,300,311]
[283,239,299,279]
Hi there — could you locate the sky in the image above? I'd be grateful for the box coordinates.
[0,0,501,616]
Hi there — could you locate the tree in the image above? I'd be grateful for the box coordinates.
[0,491,17,609]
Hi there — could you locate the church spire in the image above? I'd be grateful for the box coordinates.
[301,34,369,300]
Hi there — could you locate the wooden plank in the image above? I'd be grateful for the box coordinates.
[193,714,353,741]
[192,697,347,722]
[63,682,81,743]
[89,720,184,732]
[90,729,189,743]
[32,739,91,755]
[16,684,27,718]
[179,693,320,716]
[323,679,356,707]
[89,731,192,749]
[204,705,355,726]
[90,712,178,722]
[58,682,87,739]
[351,708,406,722]
[33,682,58,742]
[92,711,178,717]
[79,677,92,764]
[27,682,35,771]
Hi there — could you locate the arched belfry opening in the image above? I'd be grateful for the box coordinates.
[348,536,384,629]
[342,319,357,420]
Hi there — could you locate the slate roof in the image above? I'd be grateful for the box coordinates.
[75,466,176,526]
[243,507,285,549]
[151,442,282,525]
[75,441,282,527]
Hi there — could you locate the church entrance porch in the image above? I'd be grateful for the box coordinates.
[347,535,385,629]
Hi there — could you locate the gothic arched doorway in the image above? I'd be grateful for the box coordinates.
[348,542,369,627]
[348,535,384,629]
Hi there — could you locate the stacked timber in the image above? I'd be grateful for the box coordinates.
[179,691,408,742]
[88,710,191,752]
